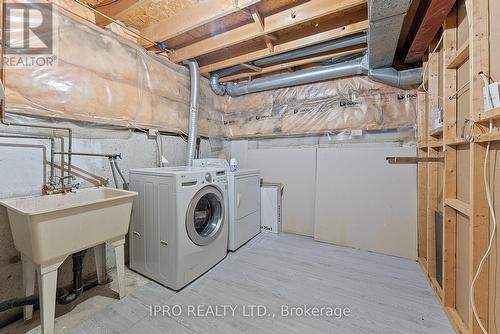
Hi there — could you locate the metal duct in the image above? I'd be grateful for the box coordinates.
[222,53,422,97]
[183,60,200,166]
[210,32,368,95]
[369,67,423,87]
[225,57,367,97]
[368,0,411,68]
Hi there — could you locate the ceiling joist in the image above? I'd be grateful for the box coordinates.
[139,0,261,48]
[168,0,366,63]
[199,19,368,74]
[94,0,139,26]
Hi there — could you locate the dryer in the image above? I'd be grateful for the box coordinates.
[128,166,228,290]
[194,159,261,251]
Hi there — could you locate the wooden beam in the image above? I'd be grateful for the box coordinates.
[241,63,262,72]
[250,7,264,31]
[168,0,366,63]
[219,46,366,82]
[94,0,139,26]
[404,0,456,64]
[139,0,261,47]
[264,36,275,53]
[199,19,368,74]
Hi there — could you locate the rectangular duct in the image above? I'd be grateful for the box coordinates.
[368,0,411,68]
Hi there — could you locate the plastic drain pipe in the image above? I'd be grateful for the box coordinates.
[183,60,200,167]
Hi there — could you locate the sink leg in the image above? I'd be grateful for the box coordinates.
[111,239,126,299]
[38,266,59,334]
[94,244,107,284]
[21,255,36,322]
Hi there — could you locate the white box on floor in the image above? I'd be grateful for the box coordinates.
[260,183,283,233]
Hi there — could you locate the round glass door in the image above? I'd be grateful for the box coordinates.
[186,186,225,246]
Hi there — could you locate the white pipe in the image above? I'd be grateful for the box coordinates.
[183,60,200,167]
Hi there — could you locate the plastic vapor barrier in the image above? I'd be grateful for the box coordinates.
[3,3,223,137]
[3,4,416,140]
[218,76,417,139]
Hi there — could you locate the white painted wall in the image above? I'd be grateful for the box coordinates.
[228,138,417,259]
[314,143,417,259]
[231,141,317,236]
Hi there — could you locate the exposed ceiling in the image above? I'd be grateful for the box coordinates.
[80,0,451,82]
[82,0,368,81]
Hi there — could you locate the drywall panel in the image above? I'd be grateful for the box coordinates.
[242,145,317,236]
[314,143,417,259]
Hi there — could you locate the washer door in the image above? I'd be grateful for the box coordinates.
[186,186,225,246]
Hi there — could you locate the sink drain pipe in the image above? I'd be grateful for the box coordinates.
[0,251,98,322]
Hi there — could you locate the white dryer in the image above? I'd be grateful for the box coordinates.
[128,166,228,290]
[193,159,261,251]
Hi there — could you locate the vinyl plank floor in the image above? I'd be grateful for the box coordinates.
[70,233,454,334]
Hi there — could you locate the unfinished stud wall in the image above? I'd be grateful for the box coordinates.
[417,0,500,333]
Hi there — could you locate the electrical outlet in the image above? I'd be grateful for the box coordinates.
[483,82,500,111]
[148,129,159,137]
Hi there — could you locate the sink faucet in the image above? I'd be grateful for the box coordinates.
[59,175,76,193]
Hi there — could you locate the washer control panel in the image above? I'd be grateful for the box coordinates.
[215,170,227,183]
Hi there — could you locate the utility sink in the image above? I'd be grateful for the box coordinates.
[1,187,137,266]
[0,187,137,334]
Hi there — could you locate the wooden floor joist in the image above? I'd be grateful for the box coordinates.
[199,19,368,74]
[139,0,261,47]
[168,0,366,63]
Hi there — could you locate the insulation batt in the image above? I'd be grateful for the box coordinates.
[4,6,416,139]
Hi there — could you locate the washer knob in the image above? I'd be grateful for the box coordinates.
[205,172,212,183]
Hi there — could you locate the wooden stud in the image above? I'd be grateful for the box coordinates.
[426,37,440,284]
[468,0,490,332]
[417,91,428,261]
[442,8,457,310]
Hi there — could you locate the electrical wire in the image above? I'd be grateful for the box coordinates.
[470,73,497,334]
[420,32,445,100]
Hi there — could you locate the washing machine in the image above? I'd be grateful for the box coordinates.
[128,166,228,290]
